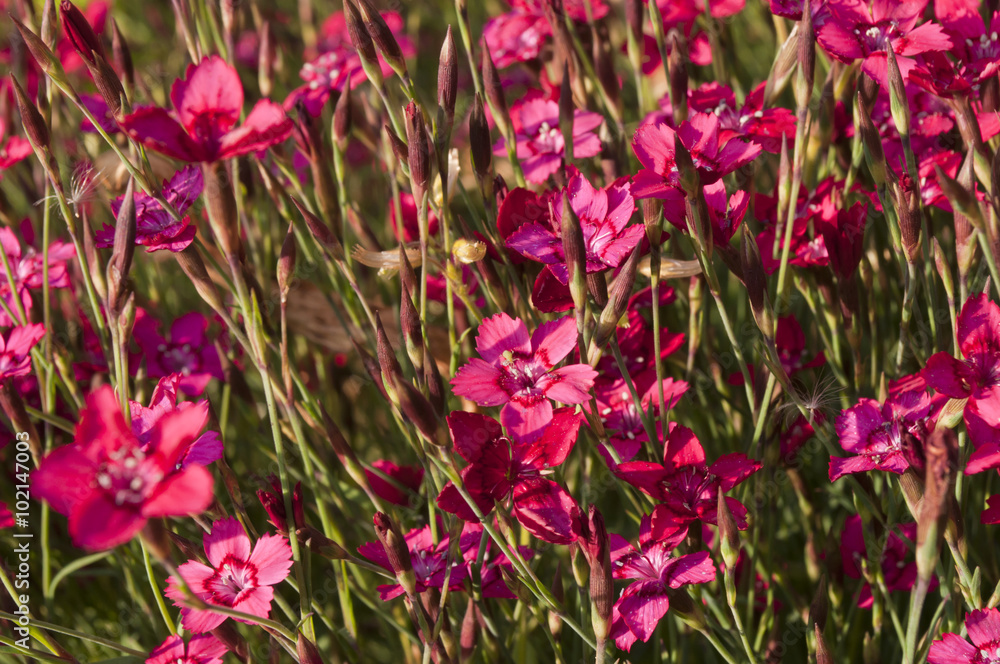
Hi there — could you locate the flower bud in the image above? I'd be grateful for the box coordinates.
[936,164,985,230]
[741,230,773,341]
[933,238,955,303]
[333,74,352,145]
[404,101,430,209]
[373,512,416,595]
[482,45,510,136]
[674,140,699,198]
[625,0,642,42]
[107,176,136,312]
[668,31,689,123]
[717,486,740,570]
[258,21,275,98]
[917,427,956,583]
[60,0,105,67]
[423,347,446,417]
[296,632,324,664]
[0,384,40,460]
[201,162,240,261]
[257,476,304,535]
[291,197,344,259]
[111,20,133,91]
[354,0,407,78]
[375,311,403,390]
[344,0,383,89]
[11,17,66,81]
[559,192,587,310]
[351,337,389,401]
[580,506,612,643]
[885,43,911,140]
[954,153,976,280]
[795,0,815,109]
[856,92,887,186]
[437,26,457,125]
[400,276,424,374]
[895,174,920,263]
[809,573,828,632]
[469,94,492,183]
[85,48,128,122]
[383,123,409,165]
[460,598,480,660]
[10,74,51,168]
[397,377,445,445]
[589,246,639,361]
[814,623,832,664]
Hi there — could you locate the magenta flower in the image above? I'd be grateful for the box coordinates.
[841,514,932,608]
[608,515,716,651]
[389,192,440,244]
[936,1,1000,80]
[451,313,597,441]
[829,390,930,481]
[365,459,424,508]
[661,179,749,247]
[631,113,762,198]
[925,294,1000,417]
[32,386,215,551]
[145,635,227,664]
[617,424,760,540]
[128,374,223,469]
[133,310,224,396]
[506,172,643,284]
[816,0,953,85]
[688,82,796,153]
[483,0,609,68]
[166,517,292,632]
[291,10,415,115]
[494,95,603,184]
[358,521,469,600]
[0,227,75,326]
[0,118,33,173]
[929,608,1000,664]
[122,55,292,162]
[96,166,203,253]
[593,376,688,467]
[0,324,44,381]
[436,409,583,544]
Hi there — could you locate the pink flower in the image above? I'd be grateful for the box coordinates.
[608,514,716,651]
[631,113,762,199]
[483,0,609,68]
[0,227,75,326]
[494,95,603,184]
[133,310,224,396]
[817,201,868,280]
[0,324,45,381]
[129,374,222,469]
[122,55,292,162]
[506,172,643,284]
[450,313,597,441]
[32,386,215,551]
[0,118,33,173]
[816,0,953,86]
[617,424,760,540]
[593,376,688,468]
[145,634,227,664]
[661,179,749,246]
[436,409,583,544]
[829,390,930,481]
[358,521,469,600]
[936,1,1000,80]
[166,517,292,632]
[96,166,203,253]
[924,294,1000,416]
[929,608,1000,664]
[841,514,933,609]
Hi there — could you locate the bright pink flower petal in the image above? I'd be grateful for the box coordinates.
[617,580,669,643]
[476,312,531,364]
[501,398,553,442]
[204,517,251,567]
[531,316,578,367]
[248,533,293,585]
[171,55,243,135]
[68,492,144,551]
[451,359,506,406]
[540,364,598,404]
[142,466,214,517]
[511,477,580,544]
[218,100,293,159]
[121,107,206,162]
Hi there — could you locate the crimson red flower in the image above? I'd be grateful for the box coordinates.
[830,389,930,481]
[32,386,215,551]
[0,324,44,382]
[133,310,224,396]
[358,520,469,599]
[0,118,33,173]
[436,409,583,544]
[688,82,796,153]
[145,635,227,664]
[617,424,760,540]
[122,55,292,162]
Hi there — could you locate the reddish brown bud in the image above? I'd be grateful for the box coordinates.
[383,123,409,164]
[10,17,64,79]
[558,60,574,160]
[741,230,772,340]
[437,26,458,124]
[482,45,509,135]
[333,75,352,144]
[814,623,832,664]
[590,245,639,359]
[469,94,492,182]
[625,0,642,42]
[895,174,921,263]
[717,486,740,570]
[201,162,240,261]
[374,311,403,386]
[856,92,887,185]
[212,622,250,662]
[291,197,344,259]
[344,0,379,72]
[559,192,587,310]
[400,276,424,373]
[885,42,911,138]
[423,349,446,417]
[373,511,416,594]
[674,140,699,197]
[110,19,133,90]
[107,176,136,312]
[258,21,275,98]
[257,476,305,535]
[396,377,444,445]
[796,0,815,108]
[460,598,480,660]
[60,0,105,66]
[354,0,407,77]
[917,427,957,581]
[9,75,49,152]
[296,632,324,664]
[668,31,689,122]
[351,337,389,400]
[581,506,612,643]
[85,48,127,121]
[404,101,430,207]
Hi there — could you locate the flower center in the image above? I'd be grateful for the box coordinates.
[205,554,259,606]
[95,447,161,506]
